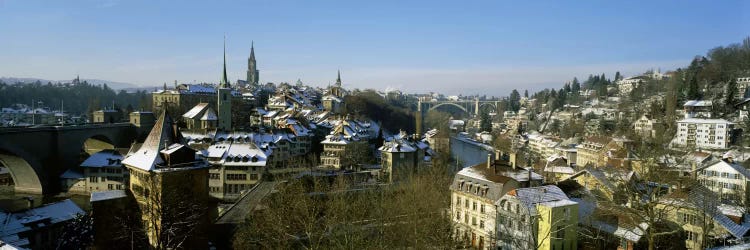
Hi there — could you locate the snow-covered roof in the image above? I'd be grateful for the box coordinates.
[506,185,572,217]
[684,100,712,107]
[90,190,127,202]
[80,150,123,168]
[183,103,209,119]
[200,108,217,121]
[122,110,204,172]
[221,142,268,167]
[677,118,733,124]
[0,199,84,248]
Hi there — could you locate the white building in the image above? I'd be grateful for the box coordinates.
[735,77,750,100]
[451,163,520,249]
[697,158,750,207]
[616,76,646,96]
[684,100,713,118]
[673,118,734,149]
[633,115,660,138]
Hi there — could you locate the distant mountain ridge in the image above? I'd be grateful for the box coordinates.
[0,76,141,90]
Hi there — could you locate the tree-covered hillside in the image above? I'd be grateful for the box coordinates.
[0,80,152,116]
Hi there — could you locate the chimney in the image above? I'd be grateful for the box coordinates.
[487,154,492,169]
[528,168,533,187]
[691,161,697,180]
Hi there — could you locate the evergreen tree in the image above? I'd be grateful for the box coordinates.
[687,76,702,100]
[615,71,621,82]
[524,89,529,98]
[509,89,521,112]
[479,110,492,132]
[571,77,580,93]
[725,78,738,113]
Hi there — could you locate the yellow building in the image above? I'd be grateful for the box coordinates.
[121,110,211,248]
[205,140,268,200]
[496,185,578,250]
[60,149,128,194]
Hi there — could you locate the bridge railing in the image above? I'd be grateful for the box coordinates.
[0,122,134,133]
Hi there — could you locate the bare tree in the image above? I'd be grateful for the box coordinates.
[113,172,209,249]
[233,160,458,249]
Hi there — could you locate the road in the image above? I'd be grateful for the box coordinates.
[211,181,277,248]
[215,181,277,225]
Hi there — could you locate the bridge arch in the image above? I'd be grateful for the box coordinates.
[0,145,44,194]
[82,134,116,156]
[429,103,469,114]
[478,102,497,113]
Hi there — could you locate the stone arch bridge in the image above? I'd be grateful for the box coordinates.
[415,99,500,135]
[0,123,145,194]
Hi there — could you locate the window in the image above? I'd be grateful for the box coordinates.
[89,176,98,183]
[226,174,247,180]
[473,201,477,211]
[210,173,220,179]
[479,220,485,229]
[108,184,114,189]
[472,217,477,226]
[481,204,485,213]
[556,226,565,239]
[465,199,469,209]
[456,211,460,220]
[250,174,258,180]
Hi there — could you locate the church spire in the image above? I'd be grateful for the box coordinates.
[249,41,255,61]
[220,36,230,88]
[336,70,342,86]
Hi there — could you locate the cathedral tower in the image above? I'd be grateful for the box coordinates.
[335,69,342,86]
[218,38,232,131]
[247,41,259,87]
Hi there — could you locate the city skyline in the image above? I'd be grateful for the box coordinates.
[1,0,748,95]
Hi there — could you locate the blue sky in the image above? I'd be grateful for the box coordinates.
[1,0,748,96]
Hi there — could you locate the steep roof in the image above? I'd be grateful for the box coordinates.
[200,107,218,121]
[506,185,574,216]
[661,184,750,239]
[699,160,750,179]
[451,164,519,201]
[122,110,187,171]
[183,103,210,119]
[80,150,123,168]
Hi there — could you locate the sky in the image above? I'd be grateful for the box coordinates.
[0,0,748,96]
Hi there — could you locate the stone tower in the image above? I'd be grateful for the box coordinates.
[121,109,210,248]
[335,69,342,86]
[247,41,259,87]
[218,38,232,131]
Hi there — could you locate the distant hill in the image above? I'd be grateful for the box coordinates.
[0,77,140,90]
